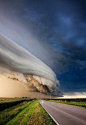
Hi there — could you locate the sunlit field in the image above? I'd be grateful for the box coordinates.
[0,98,54,125]
[47,98,86,108]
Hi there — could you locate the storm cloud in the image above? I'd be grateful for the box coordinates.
[0,0,86,73]
[0,33,60,95]
[0,0,86,94]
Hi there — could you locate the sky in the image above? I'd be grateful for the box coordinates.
[0,0,86,96]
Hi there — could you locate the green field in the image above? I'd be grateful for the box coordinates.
[47,98,86,108]
[0,98,54,125]
[0,98,24,103]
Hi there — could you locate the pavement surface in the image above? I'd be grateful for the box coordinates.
[39,100,86,125]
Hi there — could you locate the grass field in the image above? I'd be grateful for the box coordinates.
[0,98,54,125]
[47,98,86,108]
[0,98,30,112]
[0,98,23,103]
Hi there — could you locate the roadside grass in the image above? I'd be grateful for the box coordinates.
[47,100,86,108]
[20,100,54,125]
[0,101,31,125]
[6,101,33,125]
[6,100,54,125]
[39,102,54,125]
[60,101,86,107]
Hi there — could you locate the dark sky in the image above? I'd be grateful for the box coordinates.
[0,0,86,94]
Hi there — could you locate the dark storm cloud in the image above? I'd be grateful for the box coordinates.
[57,67,86,93]
[19,0,86,71]
[0,0,86,93]
[0,0,86,73]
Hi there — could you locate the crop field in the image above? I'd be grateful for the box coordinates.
[47,98,86,108]
[0,98,54,125]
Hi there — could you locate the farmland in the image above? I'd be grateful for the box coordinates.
[0,98,54,125]
[47,98,86,108]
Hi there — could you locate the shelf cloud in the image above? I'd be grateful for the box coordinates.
[0,33,60,96]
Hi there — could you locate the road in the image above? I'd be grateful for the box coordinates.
[39,100,86,125]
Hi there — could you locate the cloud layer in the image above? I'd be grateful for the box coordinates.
[0,34,60,96]
[0,0,85,74]
[0,0,86,94]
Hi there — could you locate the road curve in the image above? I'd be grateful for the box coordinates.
[39,100,86,125]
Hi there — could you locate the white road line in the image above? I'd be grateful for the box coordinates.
[39,101,59,125]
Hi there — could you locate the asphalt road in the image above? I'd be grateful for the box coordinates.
[39,100,86,125]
